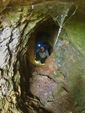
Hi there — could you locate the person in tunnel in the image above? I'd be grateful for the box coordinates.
[35,44,49,64]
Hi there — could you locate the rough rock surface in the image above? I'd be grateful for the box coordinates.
[30,75,58,105]
[54,31,85,113]
[29,73,76,113]
[0,1,85,113]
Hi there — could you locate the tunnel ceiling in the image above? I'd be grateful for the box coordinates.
[0,0,85,6]
[0,0,85,14]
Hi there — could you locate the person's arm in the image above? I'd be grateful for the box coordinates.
[46,49,49,57]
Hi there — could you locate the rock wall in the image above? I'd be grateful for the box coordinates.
[54,12,85,112]
[0,1,85,113]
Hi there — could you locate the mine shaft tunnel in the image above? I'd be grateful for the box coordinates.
[27,17,59,65]
[15,5,81,113]
[19,16,74,113]
[19,17,59,99]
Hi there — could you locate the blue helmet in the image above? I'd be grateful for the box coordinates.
[37,43,45,47]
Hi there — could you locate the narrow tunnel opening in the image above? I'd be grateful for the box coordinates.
[19,17,61,113]
[34,32,51,64]
[19,17,60,98]
[27,17,59,66]
[18,15,77,113]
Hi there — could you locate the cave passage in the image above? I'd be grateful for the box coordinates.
[19,12,79,113]
[34,32,51,64]
[19,18,60,112]
[20,17,60,100]
[27,17,59,65]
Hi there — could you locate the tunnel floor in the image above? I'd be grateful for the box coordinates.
[19,52,76,113]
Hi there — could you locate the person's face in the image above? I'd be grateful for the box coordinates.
[41,47,45,51]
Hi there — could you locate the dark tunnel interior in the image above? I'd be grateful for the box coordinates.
[19,17,60,110]
[27,17,59,65]
[19,17,59,101]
